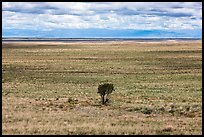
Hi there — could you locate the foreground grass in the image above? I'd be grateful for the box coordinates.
[2,41,202,135]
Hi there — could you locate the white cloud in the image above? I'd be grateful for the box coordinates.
[2,2,202,31]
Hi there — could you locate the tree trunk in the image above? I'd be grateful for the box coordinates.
[101,95,105,105]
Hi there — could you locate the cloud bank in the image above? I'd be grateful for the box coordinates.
[2,2,202,38]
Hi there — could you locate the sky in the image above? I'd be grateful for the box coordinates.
[2,2,202,38]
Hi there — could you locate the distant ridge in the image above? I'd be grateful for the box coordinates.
[2,37,202,42]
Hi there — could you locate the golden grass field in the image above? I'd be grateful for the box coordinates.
[2,40,202,135]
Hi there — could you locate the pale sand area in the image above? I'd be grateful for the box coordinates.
[2,40,202,46]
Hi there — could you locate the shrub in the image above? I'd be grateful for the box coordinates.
[97,83,114,105]
[141,107,154,114]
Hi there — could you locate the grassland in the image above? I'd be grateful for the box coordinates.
[2,40,202,135]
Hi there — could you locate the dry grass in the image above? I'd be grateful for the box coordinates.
[2,41,202,135]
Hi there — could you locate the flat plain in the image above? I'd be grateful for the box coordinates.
[2,40,202,135]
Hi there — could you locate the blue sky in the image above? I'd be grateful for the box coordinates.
[2,2,202,38]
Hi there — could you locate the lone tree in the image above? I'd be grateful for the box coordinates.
[97,83,114,105]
